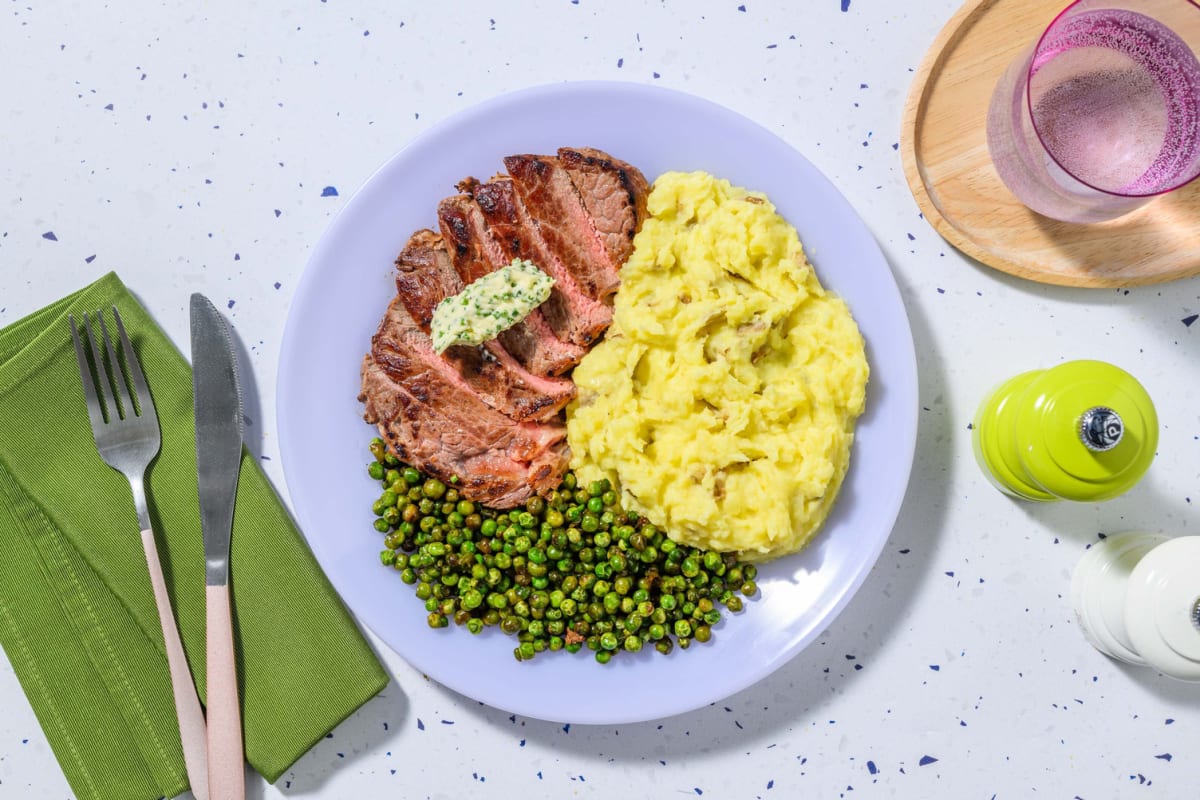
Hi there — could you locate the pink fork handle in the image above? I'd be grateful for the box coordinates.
[205,583,245,800]
[140,529,209,800]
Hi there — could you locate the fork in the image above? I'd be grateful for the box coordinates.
[70,308,210,800]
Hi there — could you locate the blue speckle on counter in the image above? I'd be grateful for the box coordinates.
[321,186,339,197]
[694,789,703,796]
[42,231,57,241]
[537,771,543,780]
[563,723,571,733]
[274,281,282,289]
[274,209,282,217]
[617,57,624,67]
[930,665,940,671]
[440,719,455,725]
[738,5,746,11]
[1166,718,1175,724]
[653,72,661,79]
[227,299,235,309]
[1182,314,1197,327]
[1155,753,1172,761]
[85,254,96,263]
[841,0,851,10]
[417,718,424,730]
[919,755,938,766]
[867,761,877,775]
[768,778,775,788]
[104,103,113,110]
[519,739,525,747]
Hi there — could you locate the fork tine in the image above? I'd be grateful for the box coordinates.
[82,312,113,421]
[69,314,107,431]
[111,306,150,418]
[95,309,130,421]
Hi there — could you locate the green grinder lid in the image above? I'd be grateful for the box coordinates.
[1014,360,1158,501]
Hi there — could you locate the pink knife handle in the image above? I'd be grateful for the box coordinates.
[141,529,209,800]
[205,583,245,800]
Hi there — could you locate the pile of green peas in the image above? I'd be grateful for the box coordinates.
[366,438,758,663]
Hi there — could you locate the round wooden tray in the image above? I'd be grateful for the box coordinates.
[901,0,1200,288]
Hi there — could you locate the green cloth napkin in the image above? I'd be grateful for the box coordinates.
[0,272,389,800]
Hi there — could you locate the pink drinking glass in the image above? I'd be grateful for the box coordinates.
[987,0,1200,223]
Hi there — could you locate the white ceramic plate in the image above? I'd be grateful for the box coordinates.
[277,81,918,725]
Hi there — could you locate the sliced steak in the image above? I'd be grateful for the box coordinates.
[374,293,572,423]
[394,230,576,414]
[360,356,567,508]
[503,154,622,302]
[557,147,650,269]
[434,195,587,374]
[468,178,612,347]
[393,228,460,329]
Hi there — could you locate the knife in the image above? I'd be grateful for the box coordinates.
[190,293,246,800]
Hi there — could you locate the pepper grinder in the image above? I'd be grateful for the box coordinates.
[1071,533,1200,682]
[972,360,1157,502]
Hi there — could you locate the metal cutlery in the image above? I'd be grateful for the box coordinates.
[70,308,210,800]
[190,293,246,800]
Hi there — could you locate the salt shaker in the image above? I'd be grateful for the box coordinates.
[1071,533,1200,682]
[972,360,1157,502]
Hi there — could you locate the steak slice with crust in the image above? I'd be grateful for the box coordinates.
[467,178,612,347]
[375,289,573,424]
[503,154,622,302]
[557,147,650,269]
[431,195,584,376]
[392,229,457,330]
[360,356,567,508]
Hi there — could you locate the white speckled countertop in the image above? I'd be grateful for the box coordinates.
[2,1,1198,798]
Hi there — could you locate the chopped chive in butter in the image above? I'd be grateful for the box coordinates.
[430,259,555,353]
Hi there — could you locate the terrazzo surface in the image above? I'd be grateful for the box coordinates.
[2,1,1199,798]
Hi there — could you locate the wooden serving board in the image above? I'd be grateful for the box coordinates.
[901,0,1200,288]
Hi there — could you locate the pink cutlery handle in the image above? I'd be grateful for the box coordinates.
[141,529,209,800]
[205,583,245,800]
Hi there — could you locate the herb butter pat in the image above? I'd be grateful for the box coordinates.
[431,259,555,353]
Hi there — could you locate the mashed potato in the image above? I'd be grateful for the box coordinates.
[566,171,868,561]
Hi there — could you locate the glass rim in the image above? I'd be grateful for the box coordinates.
[1025,0,1200,198]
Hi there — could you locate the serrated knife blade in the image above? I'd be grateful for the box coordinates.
[190,292,247,800]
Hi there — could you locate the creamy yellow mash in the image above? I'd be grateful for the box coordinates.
[566,171,868,561]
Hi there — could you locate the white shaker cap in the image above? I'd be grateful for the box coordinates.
[1124,537,1200,682]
